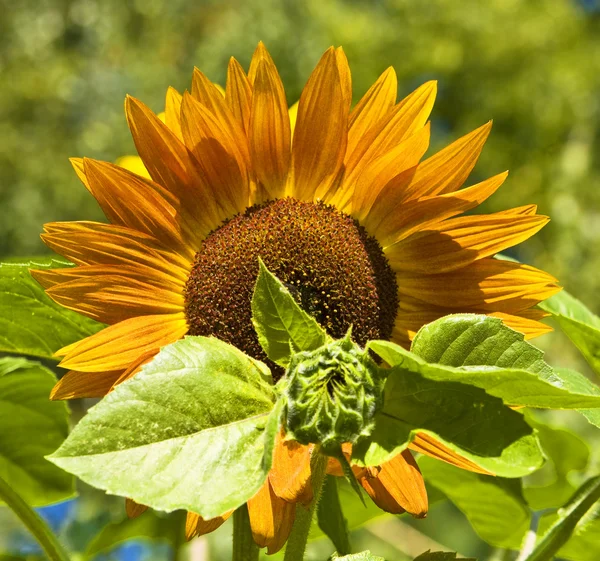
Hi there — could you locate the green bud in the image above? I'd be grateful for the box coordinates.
[283,333,385,452]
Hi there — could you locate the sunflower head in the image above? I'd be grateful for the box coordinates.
[283,332,385,452]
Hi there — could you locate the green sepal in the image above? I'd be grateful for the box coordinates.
[48,336,279,519]
[252,258,328,367]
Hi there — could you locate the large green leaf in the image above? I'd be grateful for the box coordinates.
[0,258,103,359]
[354,367,542,476]
[369,315,600,409]
[419,457,530,549]
[317,475,351,555]
[49,336,279,519]
[251,259,328,366]
[85,510,185,559]
[331,551,384,561]
[524,415,590,510]
[539,291,600,376]
[0,357,74,506]
[524,477,600,561]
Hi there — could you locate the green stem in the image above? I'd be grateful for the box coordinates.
[284,447,328,561]
[0,475,70,561]
[232,503,259,561]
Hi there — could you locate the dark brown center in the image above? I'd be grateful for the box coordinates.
[184,198,398,377]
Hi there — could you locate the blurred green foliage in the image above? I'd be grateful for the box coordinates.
[1,0,600,313]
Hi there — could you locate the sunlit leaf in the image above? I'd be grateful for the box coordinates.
[331,551,385,561]
[0,259,103,360]
[0,357,74,506]
[49,336,279,519]
[540,291,600,376]
[419,457,530,549]
[252,259,328,366]
[371,315,600,409]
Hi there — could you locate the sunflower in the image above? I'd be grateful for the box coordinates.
[33,43,559,551]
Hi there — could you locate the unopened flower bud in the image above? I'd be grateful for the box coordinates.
[283,334,385,452]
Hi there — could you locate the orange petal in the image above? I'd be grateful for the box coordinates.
[360,450,428,517]
[191,66,249,152]
[385,210,549,274]
[82,158,191,255]
[290,47,347,202]
[344,81,436,186]
[347,67,397,158]
[126,498,148,519]
[41,222,191,282]
[248,42,276,85]
[125,95,222,239]
[396,258,560,314]
[335,47,352,112]
[181,92,250,218]
[50,369,121,400]
[268,431,313,505]
[349,125,430,220]
[249,58,291,202]
[370,172,509,246]
[247,479,296,554]
[186,510,233,540]
[46,274,184,324]
[489,311,553,339]
[409,433,493,475]
[164,87,184,141]
[401,122,493,201]
[226,57,253,134]
[70,158,91,191]
[57,313,188,372]
[110,349,159,389]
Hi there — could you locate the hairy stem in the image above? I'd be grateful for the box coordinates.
[232,503,259,561]
[284,447,328,561]
[0,475,70,561]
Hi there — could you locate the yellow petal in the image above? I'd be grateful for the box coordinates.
[126,499,148,519]
[180,92,250,218]
[186,510,232,540]
[57,313,188,372]
[247,479,296,554]
[385,210,549,274]
[372,171,509,246]
[125,95,221,238]
[50,369,121,400]
[335,47,352,112]
[164,87,184,141]
[347,67,397,158]
[490,311,553,339]
[248,41,276,85]
[409,433,493,475]
[249,58,291,202]
[360,450,428,517]
[401,121,493,201]
[290,47,347,202]
[268,431,313,504]
[226,57,253,134]
[344,81,436,187]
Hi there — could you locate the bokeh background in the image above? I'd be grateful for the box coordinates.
[1,0,600,560]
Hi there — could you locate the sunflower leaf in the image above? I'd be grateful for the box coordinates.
[252,258,328,367]
[330,551,385,561]
[48,336,279,519]
[418,457,530,549]
[353,369,543,476]
[371,314,600,409]
[413,552,475,561]
[0,258,104,360]
[0,357,74,506]
[539,290,600,376]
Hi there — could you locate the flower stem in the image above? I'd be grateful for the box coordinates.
[232,503,259,561]
[283,447,328,561]
[0,475,70,561]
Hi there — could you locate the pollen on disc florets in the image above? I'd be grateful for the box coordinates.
[184,197,398,376]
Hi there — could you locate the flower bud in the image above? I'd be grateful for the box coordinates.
[283,333,385,452]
